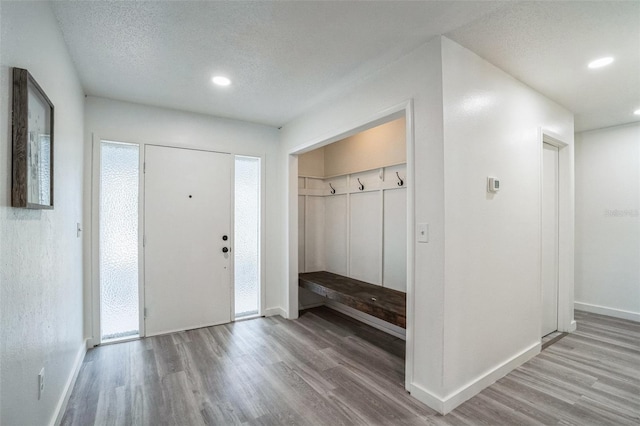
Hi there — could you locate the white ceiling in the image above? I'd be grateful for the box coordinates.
[51,1,640,131]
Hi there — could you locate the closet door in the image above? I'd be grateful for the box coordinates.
[349,191,382,284]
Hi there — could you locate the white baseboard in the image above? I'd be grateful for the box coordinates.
[52,339,87,426]
[324,300,406,340]
[407,383,446,414]
[263,307,287,318]
[408,342,540,415]
[575,302,640,322]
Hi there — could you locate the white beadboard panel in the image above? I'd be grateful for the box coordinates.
[324,194,348,275]
[350,169,382,193]
[306,177,326,190]
[305,196,326,272]
[385,164,407,187]
[326,175,349,195]
[349,191,382,284]
[383,188,407,292]
[298,196,306,273]
[298,177,306,189]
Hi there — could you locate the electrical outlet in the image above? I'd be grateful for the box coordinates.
[38,368,45,399]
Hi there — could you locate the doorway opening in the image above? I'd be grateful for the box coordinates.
[297,116,408,337]
[541,142,559,337]
[288,103,414,388]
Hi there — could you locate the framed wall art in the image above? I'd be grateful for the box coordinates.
[12,67,54,209]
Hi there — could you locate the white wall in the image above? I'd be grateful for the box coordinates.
[575,123,640,321]
[323,117,406,177]
[0,2,86,425]
[83,96,283,337]
[281,36,574,414]
[440,37,574,402]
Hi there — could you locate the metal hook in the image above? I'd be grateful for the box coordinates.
[357,178,364,191]
[329,183,336,194]
[396,172,404,187]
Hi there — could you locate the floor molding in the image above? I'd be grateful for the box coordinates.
[575,302,640,322]
[263,307,287,318]
[52,339,87,426]
[541,332,569,350]
[440,341,540,414]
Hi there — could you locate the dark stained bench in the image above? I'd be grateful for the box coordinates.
[299,271,406,328]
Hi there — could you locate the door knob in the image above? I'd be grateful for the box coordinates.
[222,247,229,253]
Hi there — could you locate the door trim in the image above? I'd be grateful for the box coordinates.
[285,99,415,391]
[89,136,266,345]
[539,129,576,335]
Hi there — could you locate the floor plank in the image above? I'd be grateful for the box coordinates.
[61,309,640,425]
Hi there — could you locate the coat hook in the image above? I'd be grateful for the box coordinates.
[396,172,404,187]
[329,183,336,194]
[357,178,364,191]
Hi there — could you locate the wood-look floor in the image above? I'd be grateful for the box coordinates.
[61,309,640,425]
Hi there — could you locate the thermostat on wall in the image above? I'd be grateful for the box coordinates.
[487,177,500,193]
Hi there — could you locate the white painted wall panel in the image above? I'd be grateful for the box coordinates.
[0,3,85,424]
[307,177,325,190]
[350,169,381,192]
[324,194,348,275]
[441,36,574,396]
[349,191,382,284]
[384,188,407,291]
[575,123,640,320]
[304,196,326,272]
[298,196,306,272]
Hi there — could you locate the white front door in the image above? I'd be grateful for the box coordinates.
[144,145,232,336]
[541,143,559,336]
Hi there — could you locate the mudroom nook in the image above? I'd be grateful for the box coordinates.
[297,117,408,335]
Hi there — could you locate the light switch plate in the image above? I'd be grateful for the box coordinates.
[417,223,429,243]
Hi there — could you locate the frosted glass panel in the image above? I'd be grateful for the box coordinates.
[100,141,139,341]
[234,156,260,317]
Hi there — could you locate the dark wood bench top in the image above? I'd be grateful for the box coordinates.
[299,271,406,328]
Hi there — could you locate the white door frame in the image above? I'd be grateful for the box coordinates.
[89,134,266,346]
[540,129,576,335]
[286,99,415,390]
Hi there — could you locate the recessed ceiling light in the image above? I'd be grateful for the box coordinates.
[634,109,640,116]
[212,76,231,86]
[587,57,614,69]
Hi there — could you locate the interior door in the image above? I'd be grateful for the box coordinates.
[541,143,559,336]
[144,145,232,336]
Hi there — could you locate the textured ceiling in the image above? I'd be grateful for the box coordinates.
[446,1,640,132]
[51,1,640,131]
[49,1,507,127]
